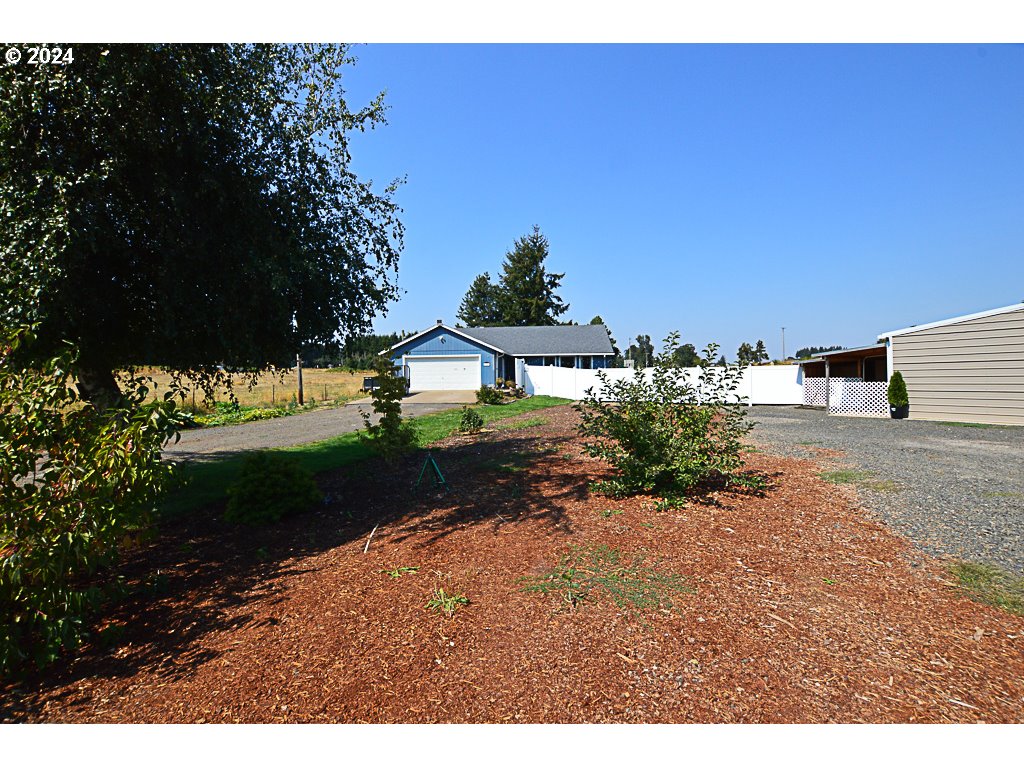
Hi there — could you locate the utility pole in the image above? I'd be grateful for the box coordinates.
[781,327,786,361]
[296,352,304,405]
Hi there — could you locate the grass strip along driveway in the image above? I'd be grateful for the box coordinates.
[159,396,571,518]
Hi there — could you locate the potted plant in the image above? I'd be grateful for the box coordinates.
[887,371,909,419]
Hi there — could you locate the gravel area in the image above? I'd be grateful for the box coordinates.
[163,402,461,462]
[748,406,1024,575]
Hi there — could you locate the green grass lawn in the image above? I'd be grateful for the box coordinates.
[159,396,571,518]
[949,561,1024,616]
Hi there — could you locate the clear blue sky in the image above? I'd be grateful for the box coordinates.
[341,44,1024,360]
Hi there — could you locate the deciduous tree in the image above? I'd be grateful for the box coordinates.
[627,335,655,368]
[736,342,756,365]
[0,44,403,405]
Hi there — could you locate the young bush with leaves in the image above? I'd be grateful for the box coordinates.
[459,406,484,433]
[476,385,504,405]
[574,332,753,497]
[224,452,321,525]
[359,357,417,462]
[1,330,180,675]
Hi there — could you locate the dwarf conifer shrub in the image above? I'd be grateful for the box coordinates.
[574,332,753,497]
[887,370,909,407]
[224,451,321,525]
[359,357,417,462]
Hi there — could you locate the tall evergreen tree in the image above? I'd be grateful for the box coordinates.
[590,315,623,366]
[754,340,769,363]
[457,272,502,327]
[494,226,569,326]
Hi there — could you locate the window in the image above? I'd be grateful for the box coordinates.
[579,356,592,369]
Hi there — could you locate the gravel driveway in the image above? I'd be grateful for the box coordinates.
[163,402,460,463]
[748,406,1024,575]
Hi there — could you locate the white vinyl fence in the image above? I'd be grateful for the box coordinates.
[523,364,804,405]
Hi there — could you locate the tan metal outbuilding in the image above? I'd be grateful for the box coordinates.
[879,302,1024,426]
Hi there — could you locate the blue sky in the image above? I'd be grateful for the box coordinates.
[342,44,1024,360]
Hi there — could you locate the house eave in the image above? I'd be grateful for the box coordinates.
[382,324,506,356]
[878,302,1024,340]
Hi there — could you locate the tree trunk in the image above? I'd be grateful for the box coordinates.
[76,365,123,409]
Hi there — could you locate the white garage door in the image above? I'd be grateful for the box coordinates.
[406,356,481,390]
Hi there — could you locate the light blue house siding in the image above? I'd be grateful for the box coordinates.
[389,326,498,386]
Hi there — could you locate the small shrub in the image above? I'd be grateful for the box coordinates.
[887,371,909,407]
[458,406,484,433]
[575,332,753,498]
[224,452,321,525]
[476,385,504,405]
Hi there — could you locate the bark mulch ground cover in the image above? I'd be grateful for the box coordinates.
[2,406,1022,723]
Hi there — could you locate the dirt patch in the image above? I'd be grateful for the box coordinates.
[3,406,1023,723]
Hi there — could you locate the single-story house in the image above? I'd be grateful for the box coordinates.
[878,302,1024,426]
[385,321,615,391]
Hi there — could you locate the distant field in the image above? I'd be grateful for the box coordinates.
[130,367,373,409]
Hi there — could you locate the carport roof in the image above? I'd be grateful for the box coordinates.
[796,344,887,366]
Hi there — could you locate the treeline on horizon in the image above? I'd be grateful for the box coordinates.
[300,332,416,370]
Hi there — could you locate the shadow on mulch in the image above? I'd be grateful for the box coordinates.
[1,426,586,720]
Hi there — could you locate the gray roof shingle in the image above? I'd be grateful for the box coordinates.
[460,325,614,356]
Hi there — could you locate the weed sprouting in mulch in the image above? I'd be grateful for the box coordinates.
[382,566,419,579]
[520,544,693,615]
[426,587,469,617]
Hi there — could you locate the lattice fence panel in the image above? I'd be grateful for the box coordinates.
[829,380,888,416]
[803,377,827,406]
